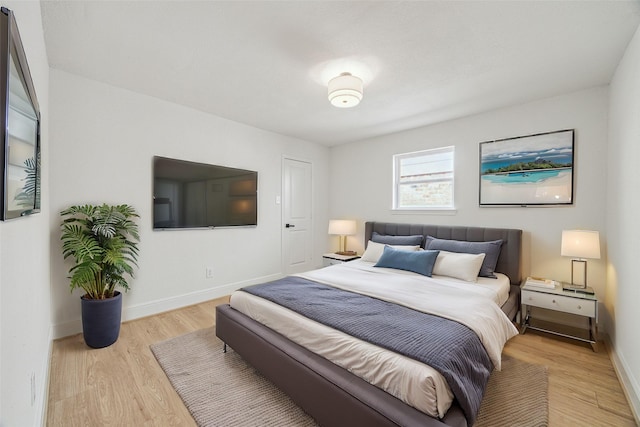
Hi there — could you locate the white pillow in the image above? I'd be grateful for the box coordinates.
[360,240,420,263]
[432,250,486,282]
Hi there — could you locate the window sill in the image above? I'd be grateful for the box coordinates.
[390,208,457,216]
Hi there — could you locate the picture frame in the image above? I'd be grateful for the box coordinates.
[0,7,42,220]
[479,129,574,206]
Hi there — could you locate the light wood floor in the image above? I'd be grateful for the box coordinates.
[46,298,637,426]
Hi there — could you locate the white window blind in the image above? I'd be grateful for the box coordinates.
[393,146,455,210]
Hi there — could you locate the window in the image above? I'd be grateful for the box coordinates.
[393,146,454,210]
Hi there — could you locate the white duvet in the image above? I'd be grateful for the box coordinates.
[230,260,518,419]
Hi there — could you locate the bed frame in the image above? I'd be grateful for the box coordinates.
[216,222,523,427]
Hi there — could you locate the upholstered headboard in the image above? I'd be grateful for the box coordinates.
[364,221,523,285]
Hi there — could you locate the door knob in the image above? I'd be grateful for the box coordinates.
[285,223,295,228]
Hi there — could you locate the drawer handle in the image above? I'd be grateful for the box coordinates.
[552,299,556,303]
[578,305,582,309]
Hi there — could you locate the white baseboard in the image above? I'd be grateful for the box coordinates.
[123,272,284,321]
[51,272,284,340]
[52,318,82,339]
[606,335,640,424]
[36,326,53,427]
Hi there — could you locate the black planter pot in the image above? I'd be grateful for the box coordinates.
[81,291,122,348]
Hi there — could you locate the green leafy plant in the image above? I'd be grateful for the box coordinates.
[15,155,41,208]
[60,204,140,299]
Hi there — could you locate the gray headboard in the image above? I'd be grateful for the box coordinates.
[364,221,523,285]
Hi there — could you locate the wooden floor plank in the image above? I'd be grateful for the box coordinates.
[46,297,636,426]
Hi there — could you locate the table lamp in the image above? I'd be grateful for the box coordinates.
[328,220,357,255]
[561,229,600,293]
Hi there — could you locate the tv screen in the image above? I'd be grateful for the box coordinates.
[153,156,257,229]
[1,8,42,220]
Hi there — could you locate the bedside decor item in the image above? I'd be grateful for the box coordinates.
[479,129,574,206]
[60,204,140,348]
[328,219,357,255]
[0,7,42,220]
[328,72,363,108]
[523,276,557,290]
[561,229,600,293]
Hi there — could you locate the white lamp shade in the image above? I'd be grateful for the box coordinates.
[561,230,601,259]
[328,73,363,108]
[328,219,356,236]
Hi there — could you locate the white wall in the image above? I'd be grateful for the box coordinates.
[0,7,631,425]
[49,69,330,337]
[330,87,609,321]
[0,2,51,426]
[607,23,640,419]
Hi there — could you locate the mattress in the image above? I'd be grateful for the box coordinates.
[230,261,518,419]
[435,272,510,306]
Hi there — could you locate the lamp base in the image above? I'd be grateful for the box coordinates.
[335,250,357,256]
[570,259,588,288]
[562,283,595,294]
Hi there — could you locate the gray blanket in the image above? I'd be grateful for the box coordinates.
[242,276,493,425]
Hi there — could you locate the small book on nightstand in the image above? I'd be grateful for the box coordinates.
[323,253,359,262]
[524,276,557,289]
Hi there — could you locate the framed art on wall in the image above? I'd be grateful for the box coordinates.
[0,7,42,220]
[479,129,574,206]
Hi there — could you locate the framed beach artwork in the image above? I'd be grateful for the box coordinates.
[479,129,574,206]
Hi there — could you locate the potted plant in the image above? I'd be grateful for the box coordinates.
[60,204,140,348]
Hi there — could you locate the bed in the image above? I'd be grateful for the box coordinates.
[216,221,523,427]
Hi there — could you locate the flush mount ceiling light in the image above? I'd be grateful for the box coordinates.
[328,72,363,108]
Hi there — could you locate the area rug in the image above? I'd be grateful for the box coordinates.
[151,327,548,427]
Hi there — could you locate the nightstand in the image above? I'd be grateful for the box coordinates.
[322,253,360,267]
[520,282,598,351]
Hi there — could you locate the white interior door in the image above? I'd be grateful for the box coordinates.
[282,158,313,274]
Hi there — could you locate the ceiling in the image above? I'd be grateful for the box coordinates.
[41,1,640,146]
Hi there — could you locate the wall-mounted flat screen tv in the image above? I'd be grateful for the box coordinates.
[1,8,42,220]
[153,156,258,229]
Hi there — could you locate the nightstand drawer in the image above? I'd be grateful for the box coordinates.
[522,289,596,318]
[322,254,360,267]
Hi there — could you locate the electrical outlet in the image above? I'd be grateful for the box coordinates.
[30,372,35,406]
[205,267,214,279]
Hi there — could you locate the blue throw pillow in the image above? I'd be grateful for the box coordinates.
[374,246,440,276]
[371,231,424,247]
[425,236,503,278]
